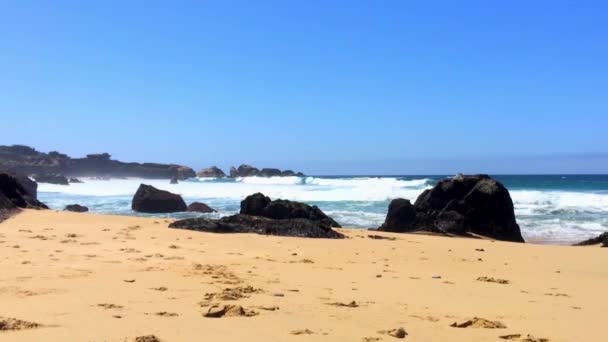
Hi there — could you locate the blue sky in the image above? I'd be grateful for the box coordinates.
[1,1,607,174]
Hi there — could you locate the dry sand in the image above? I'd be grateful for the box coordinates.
[0,209,606,341]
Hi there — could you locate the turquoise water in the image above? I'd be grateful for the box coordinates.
[38,175,608,244]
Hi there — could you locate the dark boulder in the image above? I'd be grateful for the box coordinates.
[69,178,83,183]
[573,232,608,247]
[169,214,344,239]
[0,173,48,210]
[64,204,88,212]
[34,173,69,185]
[378,175,524,243]
[131,184,187,213]
[378,199,417,232]
[230,164,260,178]
[259,168,282,177]
[187,202,216,213]
[240,193,341,228]
[197,166,226,178]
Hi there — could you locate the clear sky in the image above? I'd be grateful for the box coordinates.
[1,1,607,174]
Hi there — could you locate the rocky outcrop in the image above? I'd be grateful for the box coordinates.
[131,184,187,213]
[229,164,304,178]
[68,178,83,183]
[187,202,216,213]
[0,173,48,210]
[64,204,88,212]
[378,174,524,243]
[169,214,344,239]
[197,166,226,178]
[573,232,608,247]
[240,193,341,228]
[33,173,69,185]
[0,145,195,180]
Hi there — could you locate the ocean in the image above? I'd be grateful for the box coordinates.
[37,175,608,244]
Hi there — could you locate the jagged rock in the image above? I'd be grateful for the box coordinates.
[378,199,417,232]
[0,173,48,210]
[187,202,216,213]
[68,178,83,183]
[131,184,187,213]
[573,232,608,246]
[33,173,69,185]
[0,145,195,180]
[378,175,524,243]
[230,164,260,177]
[169,214,344,239]
[240,193,341,228]
[64,204,88,212]
[197,166,226,178]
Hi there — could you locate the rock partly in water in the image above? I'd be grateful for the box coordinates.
[0,173,48,210]
[131,184,187,213]
[378,174,524,243]
[33,173,69,185]
[240,193,341,228]
[228,164,305,178]
[187,202,216,213]
[197,166,226,178]
[64,204,89,212]
[573,232,608,247]
[169,214,344,239]
[69,177,83,183]
[170,175,178,184]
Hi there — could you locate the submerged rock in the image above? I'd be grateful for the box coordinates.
[197,166,226,178]
[131,184,187,213]
[240,193,341,228]
[0,173,48,210]
[187,202,216,213]
[378,174,524,243]
[68,177,83,183]
[169,214,344,239]
[33,173,69,185]
[64,204,89,212]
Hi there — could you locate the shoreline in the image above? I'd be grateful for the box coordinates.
[1,209,606,341]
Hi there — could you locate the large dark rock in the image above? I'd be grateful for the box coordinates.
[64,204,89,212]
[197,166,226,178]
[228,164,305,178]
[33,173,69,185]
[573,232,608,247]
[187,202,216,213]
[378,175,524,243]
[169,214,344,239]
[69,178,83,183]
[0,145,195,180]
[240,193,341,228]
[378,199,417,232]
[131,184,187,213]
[0,173,48,210]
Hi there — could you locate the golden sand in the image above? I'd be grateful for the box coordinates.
[0,210,606,341]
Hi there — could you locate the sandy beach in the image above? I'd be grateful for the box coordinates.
[1,209,606,341]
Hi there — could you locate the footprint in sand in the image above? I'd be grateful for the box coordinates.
[0,317,42,331]
[134,335,160,342]
[500,334,550,342]
[450,317,506,329]
[326,301,359,308]
[476,276,510,284]
[203,305,258,318]
[290,329,314,335]
[378,327,407,338]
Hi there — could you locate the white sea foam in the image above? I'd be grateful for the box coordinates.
[37,177,608,243]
